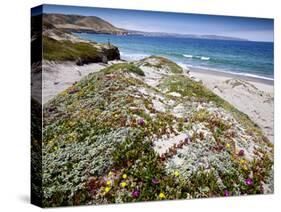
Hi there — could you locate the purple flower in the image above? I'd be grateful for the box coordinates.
[131,189,140,198]
[224,190,230,196]
[152,178,159,185]
[184,135,190,144]
[238,150,245,157]
[245,178,253,186]
[137,118,145,126]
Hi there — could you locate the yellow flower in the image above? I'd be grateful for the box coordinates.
[104,186,111,193]
[108,171,113,177]
[120,182,127,188]
[54,146,58,151]
[159,192,166,199]
[122,174,127,179]
[174,170,180,177]
[243,165,248,171]
[240,159,246,164]
[106,180,111,186]
[226,143,231,148]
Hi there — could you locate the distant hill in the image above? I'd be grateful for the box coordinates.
[127,30,249,41]
[199,34,248,41]
[43,13,127,35]
[43,13,248,41]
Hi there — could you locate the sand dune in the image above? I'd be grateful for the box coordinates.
[39,58,274,143]
[190,69,274,142]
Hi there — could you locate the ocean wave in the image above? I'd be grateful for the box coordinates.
[183,54,193,58]
[183,54,210,61]
[200,56,210,61]
[120,52,150,61]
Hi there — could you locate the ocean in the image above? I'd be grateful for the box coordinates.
[74,33,274,80]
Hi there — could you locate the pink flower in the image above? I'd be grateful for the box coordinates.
[238,149,244,157]
[138,118,145,126]
[245,178,253,186]
[131,189,140,198]
[224,190,230,196]
[152,178,159,185]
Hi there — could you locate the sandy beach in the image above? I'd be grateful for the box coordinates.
[42,61,106,103]
[41,60,125,104]
[190,68,274,142]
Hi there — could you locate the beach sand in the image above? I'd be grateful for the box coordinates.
[190,68,274,142]
[41,60,124,104]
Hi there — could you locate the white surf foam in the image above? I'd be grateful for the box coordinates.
[120,52,150,61]
[184,54,211,61]
[183,54,193,58]
[200,56,210,61]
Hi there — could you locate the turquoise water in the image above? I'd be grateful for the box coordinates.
[74,33,274,80]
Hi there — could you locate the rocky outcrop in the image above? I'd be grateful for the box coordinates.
[42,23,120,65]
[31,14,121,65]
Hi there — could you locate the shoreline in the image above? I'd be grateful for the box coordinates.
[190,66,274,86]
[121,53,274,86]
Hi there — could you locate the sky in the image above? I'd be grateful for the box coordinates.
[41,4,274,42]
